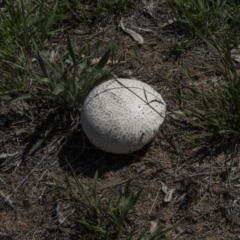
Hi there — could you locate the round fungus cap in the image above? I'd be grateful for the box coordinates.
[81,78,166,154]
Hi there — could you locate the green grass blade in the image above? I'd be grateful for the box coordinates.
[95,48,111,70]
[29,138,45,155]
[88,41,99,59]
[44,0,59,33]
[0,93,34,102]
[37,51,49,78]
[149,226,169,240]
[67,33,76,65]
[52,82,65,95]
[91,171,98,196]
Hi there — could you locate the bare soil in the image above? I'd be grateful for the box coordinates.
[1,1,240,239]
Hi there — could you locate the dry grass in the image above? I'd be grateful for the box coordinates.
[1,0,240,239]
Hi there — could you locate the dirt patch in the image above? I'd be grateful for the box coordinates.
[1,1,240,239]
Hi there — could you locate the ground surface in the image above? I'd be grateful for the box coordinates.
[1,1,240,240]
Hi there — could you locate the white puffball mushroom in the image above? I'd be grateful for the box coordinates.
[81,78,166,154]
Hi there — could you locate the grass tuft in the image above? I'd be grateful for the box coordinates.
[168,0,240,43]
[0,0,61,59]
[0,36,120,155]
[177,38,240,153]
[56,0,133,29]
[63,168,167,239]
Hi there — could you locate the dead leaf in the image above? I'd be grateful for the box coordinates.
[131,26,157,35]
[231,47,240,63]
[149,209,162,234]
[161,19,176,28]
[161,181,168,194]
[150,219,158,233]
[164,189,175,202]
[120,18,144,45]
[90,58,119,65]
[81,54,121,65]
[161,181,175,202]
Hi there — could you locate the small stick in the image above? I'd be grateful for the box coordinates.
[0,151,18,159]
[0,190,16,210]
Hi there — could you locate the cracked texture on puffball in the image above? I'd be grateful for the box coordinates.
[81,78,166,154]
